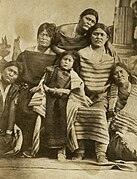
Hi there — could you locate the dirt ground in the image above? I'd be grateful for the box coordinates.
[0,158,136,179]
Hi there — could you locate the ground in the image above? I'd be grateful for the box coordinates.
[0,158,136,179]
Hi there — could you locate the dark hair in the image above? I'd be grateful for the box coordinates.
[80,8,99,23]
[37,22,56,39]
[3,61,22,83]
[109,62,133,84]
[57,50,80,72]
[89,23,110,37]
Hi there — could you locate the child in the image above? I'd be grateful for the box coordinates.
[27,50,84,160]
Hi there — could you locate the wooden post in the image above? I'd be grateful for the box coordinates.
[113,6,133,44]
[113,0,135,60]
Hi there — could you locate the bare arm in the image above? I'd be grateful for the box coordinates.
[52,45,65,55]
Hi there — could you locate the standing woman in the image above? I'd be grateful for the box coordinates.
[68,23,118,163]
[52,8,99,54]
[15,23,57,153]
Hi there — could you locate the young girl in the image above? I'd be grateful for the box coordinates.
[27,50,85,161]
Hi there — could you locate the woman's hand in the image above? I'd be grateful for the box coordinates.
[47,87,70,96]
[43,84,50,92]
[85,96,93,106]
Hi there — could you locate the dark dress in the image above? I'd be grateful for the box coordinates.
[42,66,71,148]
[54,23,90,51]
[16,50,57,151]
[0,84,20,157]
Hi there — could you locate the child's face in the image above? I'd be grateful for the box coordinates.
[60,54,74,71]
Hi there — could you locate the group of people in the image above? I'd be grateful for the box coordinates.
[0,8,137,163]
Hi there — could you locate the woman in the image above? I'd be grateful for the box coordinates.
[67,23,118,163]
[15,23,57,154]
[0,61,22,157]
[107,62,137,161]
[52,8,98,54]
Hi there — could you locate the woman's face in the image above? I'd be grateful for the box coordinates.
[79,14,96,31]
[113,66,129,86]
[37,29,52,47]
[60,54,74,71]
[90,28,108,47]
[2,66,19,84]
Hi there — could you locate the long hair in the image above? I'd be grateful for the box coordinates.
[57,50,80,73]
[3,61,22,83]
[37,22,56,44]
[108,62,137,84]
[89,23,110,38]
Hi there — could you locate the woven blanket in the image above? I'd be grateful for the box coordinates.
[113,84,137,135]
[75,107,109,143]
[67,79,109,152]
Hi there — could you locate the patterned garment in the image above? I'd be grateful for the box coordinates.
[108,84,137,161]
[67,47,116,151]
[30,67,87,152]
[67,93,109,152]
[79,46,116,95]
[43,66,71,148]
[113,84,137,134]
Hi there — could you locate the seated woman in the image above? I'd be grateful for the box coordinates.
[67,23,119,163]
[107,62,137,161]
[52,8,99,54]
[15,23,57,154]
[28,50,88,160]
[0,61,22,157]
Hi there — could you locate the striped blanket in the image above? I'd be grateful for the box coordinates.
[113,84,137,134]
[29,68,89,152]
[67,99,109,152]
[79,46,116,94]
[108,83,137,160]
[67,48,115,152]
[3,124,23,157]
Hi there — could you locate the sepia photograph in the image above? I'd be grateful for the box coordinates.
[0,0,137,178]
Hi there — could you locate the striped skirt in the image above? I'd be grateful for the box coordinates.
[75,107,109,144]
[113,84,137,134]
[67,95,109,152]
